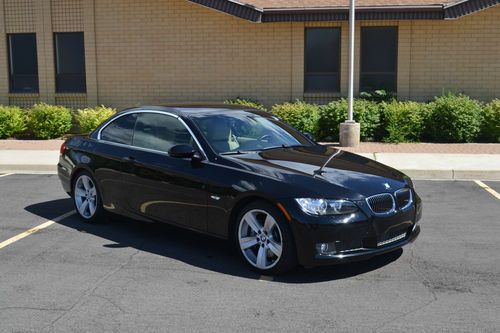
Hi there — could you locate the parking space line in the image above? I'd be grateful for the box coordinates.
[259,275,274,282]
[0,210,75,251]
[474,180,500,200]
[0,173,14,178]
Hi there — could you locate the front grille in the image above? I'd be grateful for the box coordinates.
[366,193,395,215]
[395,188,412,210]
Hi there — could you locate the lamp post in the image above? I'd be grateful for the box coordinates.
[339,0,360,147]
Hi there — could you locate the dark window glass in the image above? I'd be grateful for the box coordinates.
[101,114,137,145]
[360,27,398,93]
[304,28,341,93]
[54,32,86,93]
[7,34,39,93]
[132,113,192,153]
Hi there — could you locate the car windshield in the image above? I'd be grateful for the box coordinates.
[190,111,313,154]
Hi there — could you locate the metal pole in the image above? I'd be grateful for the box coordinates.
[347,0,355,122]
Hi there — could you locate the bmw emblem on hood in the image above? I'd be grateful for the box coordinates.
[383,183,391,190]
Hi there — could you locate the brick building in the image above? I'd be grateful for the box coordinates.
[0,0,499,109]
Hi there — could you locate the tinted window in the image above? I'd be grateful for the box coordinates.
[101,114,137,145]
[360,27,398,92]
[54,32,86,93]
[7,34,39,93]
[132,113,192,153]
[305,28,340,93]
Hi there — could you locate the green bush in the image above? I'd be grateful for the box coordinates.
[318,99,382,141]
[224,98,267,112]
[426,93,483,143]
[271,101,320,139]
[480,99,500,143]
[381,100,431,143]
[76,105,116,133]
[27,103,72,139]
[0,105,27,139]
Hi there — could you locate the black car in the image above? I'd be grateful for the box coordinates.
[58,104,421,274]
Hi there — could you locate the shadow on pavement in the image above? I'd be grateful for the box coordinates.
[25,199,402,284]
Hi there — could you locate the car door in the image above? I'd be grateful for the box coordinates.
[92,113,138,215]
[120,112,208,231]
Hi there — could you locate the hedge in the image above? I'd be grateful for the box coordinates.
[76,105,116,133]
[318,99,382,141]
[426,93,484,143]
[224,98,267,112]
[479,99,500,143]
[381,100,431,143]
[0,93,499,142]
[271,101,321,139]
[0,105,26,139]
[27,103,73,139]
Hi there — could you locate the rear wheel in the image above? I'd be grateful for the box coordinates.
[72,172,104,223]
[235,201,297,275]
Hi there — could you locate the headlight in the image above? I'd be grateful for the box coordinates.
[295,198,358,216]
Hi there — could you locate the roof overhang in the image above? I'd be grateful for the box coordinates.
[187,0,499,21]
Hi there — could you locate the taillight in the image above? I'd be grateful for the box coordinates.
[60,142,67,155]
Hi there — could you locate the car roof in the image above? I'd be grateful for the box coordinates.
[118,103,266,116]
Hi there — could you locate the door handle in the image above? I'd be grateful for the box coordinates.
[122,156,136,162]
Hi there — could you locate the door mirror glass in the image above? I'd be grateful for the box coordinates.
[169,144,195,158]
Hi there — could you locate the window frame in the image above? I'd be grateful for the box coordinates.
[359,26,398,94]
[304,27,342,94]
[97,110,207,159]
[7,33,39,94]
[53,32,87,93]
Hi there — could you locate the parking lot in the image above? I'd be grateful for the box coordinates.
[0,174,499,332]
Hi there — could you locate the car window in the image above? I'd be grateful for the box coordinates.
[132,113,193,153]
[100,113,137,145]
[191,111,312,154]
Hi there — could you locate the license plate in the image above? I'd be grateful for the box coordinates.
[377,233,406,247]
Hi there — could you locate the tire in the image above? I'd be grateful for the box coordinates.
[72,171,104,223]
[234,200,297,275]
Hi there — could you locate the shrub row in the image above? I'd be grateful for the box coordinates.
[0,104,116,139]
[254,93,499,143]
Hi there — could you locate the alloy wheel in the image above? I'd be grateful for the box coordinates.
[74,175,98,219]
[238,209,283,270]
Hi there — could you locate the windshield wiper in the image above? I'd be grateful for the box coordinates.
[219,150,261,155]
[261,144,306,151]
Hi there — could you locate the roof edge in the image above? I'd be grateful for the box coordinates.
[188,0,262,22]
[187,0,499,21]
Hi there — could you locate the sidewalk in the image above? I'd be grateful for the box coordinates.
[0,140,499,180]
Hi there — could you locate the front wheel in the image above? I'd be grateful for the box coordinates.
[72,172,104,223]
[235,201,297,275]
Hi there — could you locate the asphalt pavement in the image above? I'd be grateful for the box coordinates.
[0,174,499,332]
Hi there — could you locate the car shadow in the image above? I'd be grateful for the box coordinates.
[25,199,403,284]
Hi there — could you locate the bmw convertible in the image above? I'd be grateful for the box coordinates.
[58,104,421,274]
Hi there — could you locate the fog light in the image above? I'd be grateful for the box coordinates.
[316,242,337,255]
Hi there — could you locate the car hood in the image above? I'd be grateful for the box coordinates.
[222,145,409,198]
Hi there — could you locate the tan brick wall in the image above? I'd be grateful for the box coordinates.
[1,0,500,108]
[93,0,295,108]
[408,6,500,101]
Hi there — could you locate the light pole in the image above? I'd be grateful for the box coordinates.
[339,0,360,146]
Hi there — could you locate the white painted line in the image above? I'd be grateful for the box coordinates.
[259,275,274,282]
[0,210,75,251]
[0,173,14,178]
[474,180,500,200]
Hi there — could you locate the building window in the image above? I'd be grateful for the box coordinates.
[54,32,86,93]
[360,26,398,93]
[304,28,341,93]
[7,34,39,93]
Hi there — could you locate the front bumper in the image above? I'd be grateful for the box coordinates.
[281,192,422,267]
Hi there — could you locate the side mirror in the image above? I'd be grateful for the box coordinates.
[169,144,196,158]
[303,132,315,141]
